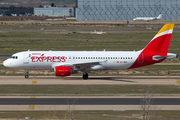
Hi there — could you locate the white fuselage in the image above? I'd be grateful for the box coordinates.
[133,17,155,21]
[3,51,141,71]
[133,14,162,21]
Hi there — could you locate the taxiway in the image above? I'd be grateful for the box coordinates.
[0,76,179,85]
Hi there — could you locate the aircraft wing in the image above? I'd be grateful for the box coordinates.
[52,60,107,71]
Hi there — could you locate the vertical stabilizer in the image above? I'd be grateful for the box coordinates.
[157,14,162,19]
[142,24,174,53]
[129,24,174,69]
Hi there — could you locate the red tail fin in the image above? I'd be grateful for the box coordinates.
[142,24,174,53]
[129,24,174,69]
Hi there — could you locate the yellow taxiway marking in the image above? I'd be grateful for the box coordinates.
[176,80,180,84]
[32,81,37,84]
[30,96,36,98]
[29,105,35,110]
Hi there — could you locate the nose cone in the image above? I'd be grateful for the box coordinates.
[3,59,13,68]
[3,60,9,67]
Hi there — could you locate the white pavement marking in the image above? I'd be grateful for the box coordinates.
[0,76,180,85]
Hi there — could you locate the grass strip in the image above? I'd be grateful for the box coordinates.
[0,110,179,120]
[0,31,180,55]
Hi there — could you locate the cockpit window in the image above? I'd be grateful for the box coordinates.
[10,56,18,59]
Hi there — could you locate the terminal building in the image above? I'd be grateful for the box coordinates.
[76,0,180,21]
[34,6,74,17]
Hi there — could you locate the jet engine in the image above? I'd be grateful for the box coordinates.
[55,66,73,77]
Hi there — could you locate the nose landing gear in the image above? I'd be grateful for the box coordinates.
[25,70,29,78]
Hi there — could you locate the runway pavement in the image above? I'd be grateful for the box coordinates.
[0,98,180,105]
[0,76,180,85]
[0,98,180,111]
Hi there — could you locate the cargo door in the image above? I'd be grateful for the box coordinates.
[23,53,29,64]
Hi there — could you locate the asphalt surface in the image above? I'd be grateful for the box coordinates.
[0,98,179,105]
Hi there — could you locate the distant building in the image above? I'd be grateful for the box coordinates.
[34,7,74,17]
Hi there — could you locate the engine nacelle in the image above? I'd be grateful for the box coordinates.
[55,66,73,77]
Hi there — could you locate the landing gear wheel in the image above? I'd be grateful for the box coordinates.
[25,75,29,78]
[83,73,88,80]
[25,70,29,79]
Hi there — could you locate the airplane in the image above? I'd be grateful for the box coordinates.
[133,14,162,21]
[3,24,177,79]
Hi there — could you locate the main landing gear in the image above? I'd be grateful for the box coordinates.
[25,70,29,79]
[83,73,88,80]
